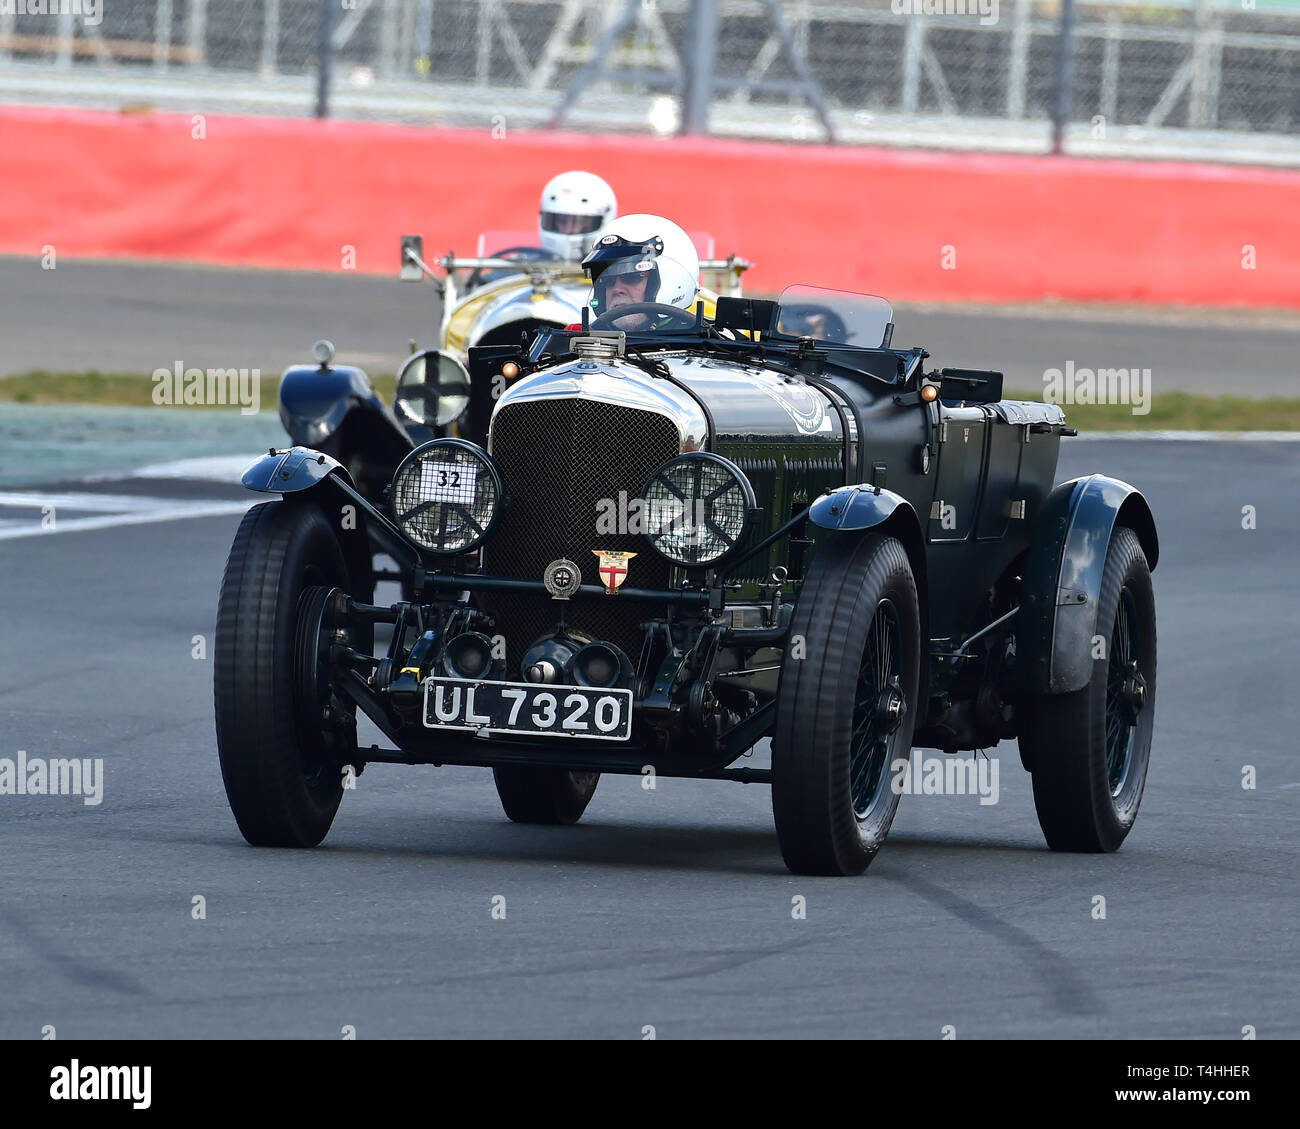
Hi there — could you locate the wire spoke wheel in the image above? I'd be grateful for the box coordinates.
[772,533,920,876]
[1104,586,1146,794]
[215,501,357,848]
[1023,526,1157,852]
[849,600,905,822]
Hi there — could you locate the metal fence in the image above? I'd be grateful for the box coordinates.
[2,0,1299,162]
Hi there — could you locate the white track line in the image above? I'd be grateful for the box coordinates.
[0,491,183,512]
[1072,431,1300,442]
[123,454,256,483]
[0,495,253,541]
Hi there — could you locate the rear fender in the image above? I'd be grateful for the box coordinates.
[1018,474,1159,694]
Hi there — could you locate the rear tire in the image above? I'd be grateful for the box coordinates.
[492,766,600,826]
[1021,526,1157,852]
[771,533,921,876]
[214,501,357,847]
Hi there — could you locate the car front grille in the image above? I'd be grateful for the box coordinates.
[484,397,680,675]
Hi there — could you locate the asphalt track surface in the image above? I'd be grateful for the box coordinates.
[1,439,1297,1039]
[3,256,1299,398]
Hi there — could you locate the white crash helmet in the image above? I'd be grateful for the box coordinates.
[538,171,618,261]
[581,213,701,317]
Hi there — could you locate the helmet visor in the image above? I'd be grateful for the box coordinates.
[541,212,604,236]
[595,257,659,309]
[582,234,664,280]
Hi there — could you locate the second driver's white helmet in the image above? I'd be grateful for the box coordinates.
[581,214,701,317]
[538,171,618,261]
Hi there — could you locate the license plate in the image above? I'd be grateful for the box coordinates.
[423,677,633,741]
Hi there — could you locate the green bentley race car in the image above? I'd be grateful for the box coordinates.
[214,287,1157,876]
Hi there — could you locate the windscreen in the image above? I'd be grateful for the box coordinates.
[776,286,893,348]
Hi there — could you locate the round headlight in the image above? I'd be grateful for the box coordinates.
[394,350,470,427]
[390,439,504,554]
[641,452,756,567]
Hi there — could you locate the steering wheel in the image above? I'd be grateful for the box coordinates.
[589,302,700,332]
[465,246,550,292]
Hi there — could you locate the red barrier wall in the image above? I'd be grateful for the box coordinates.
[4,104,1298,307]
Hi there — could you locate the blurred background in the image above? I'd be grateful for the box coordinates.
[3,0,1300,161]
[1,0,1298,482]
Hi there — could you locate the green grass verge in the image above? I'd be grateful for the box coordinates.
[0,371,1296,431]
[0,370,397,409]
[1005,390,1300,431]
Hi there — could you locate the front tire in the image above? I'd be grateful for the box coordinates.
[492,766,600,826]
[1021,525,1157,852]
[214,501,357,847]
[771,533,922,876]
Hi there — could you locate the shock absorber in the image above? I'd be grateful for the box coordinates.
[386,629,440,718]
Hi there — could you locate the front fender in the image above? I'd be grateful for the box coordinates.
[1018,474,1159,694]
[240,446,383,599]
[810,484,929,705]
[241,446,354,494]
[240,446,426,594]
[810,484,910,532]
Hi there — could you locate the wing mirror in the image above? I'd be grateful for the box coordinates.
[932,368,1004,404]
[400,234,425,282]
[394,349,470,426]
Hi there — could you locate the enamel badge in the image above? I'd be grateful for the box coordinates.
[592,550,636,595]
[543,558,581,600]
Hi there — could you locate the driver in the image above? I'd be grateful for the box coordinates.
[581,214,701,330]
[538,171,618,262]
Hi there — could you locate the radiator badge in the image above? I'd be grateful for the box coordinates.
[592,550,636,595]
[543,558,581,600]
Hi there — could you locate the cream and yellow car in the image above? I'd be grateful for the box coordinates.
[399,228,750,360]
